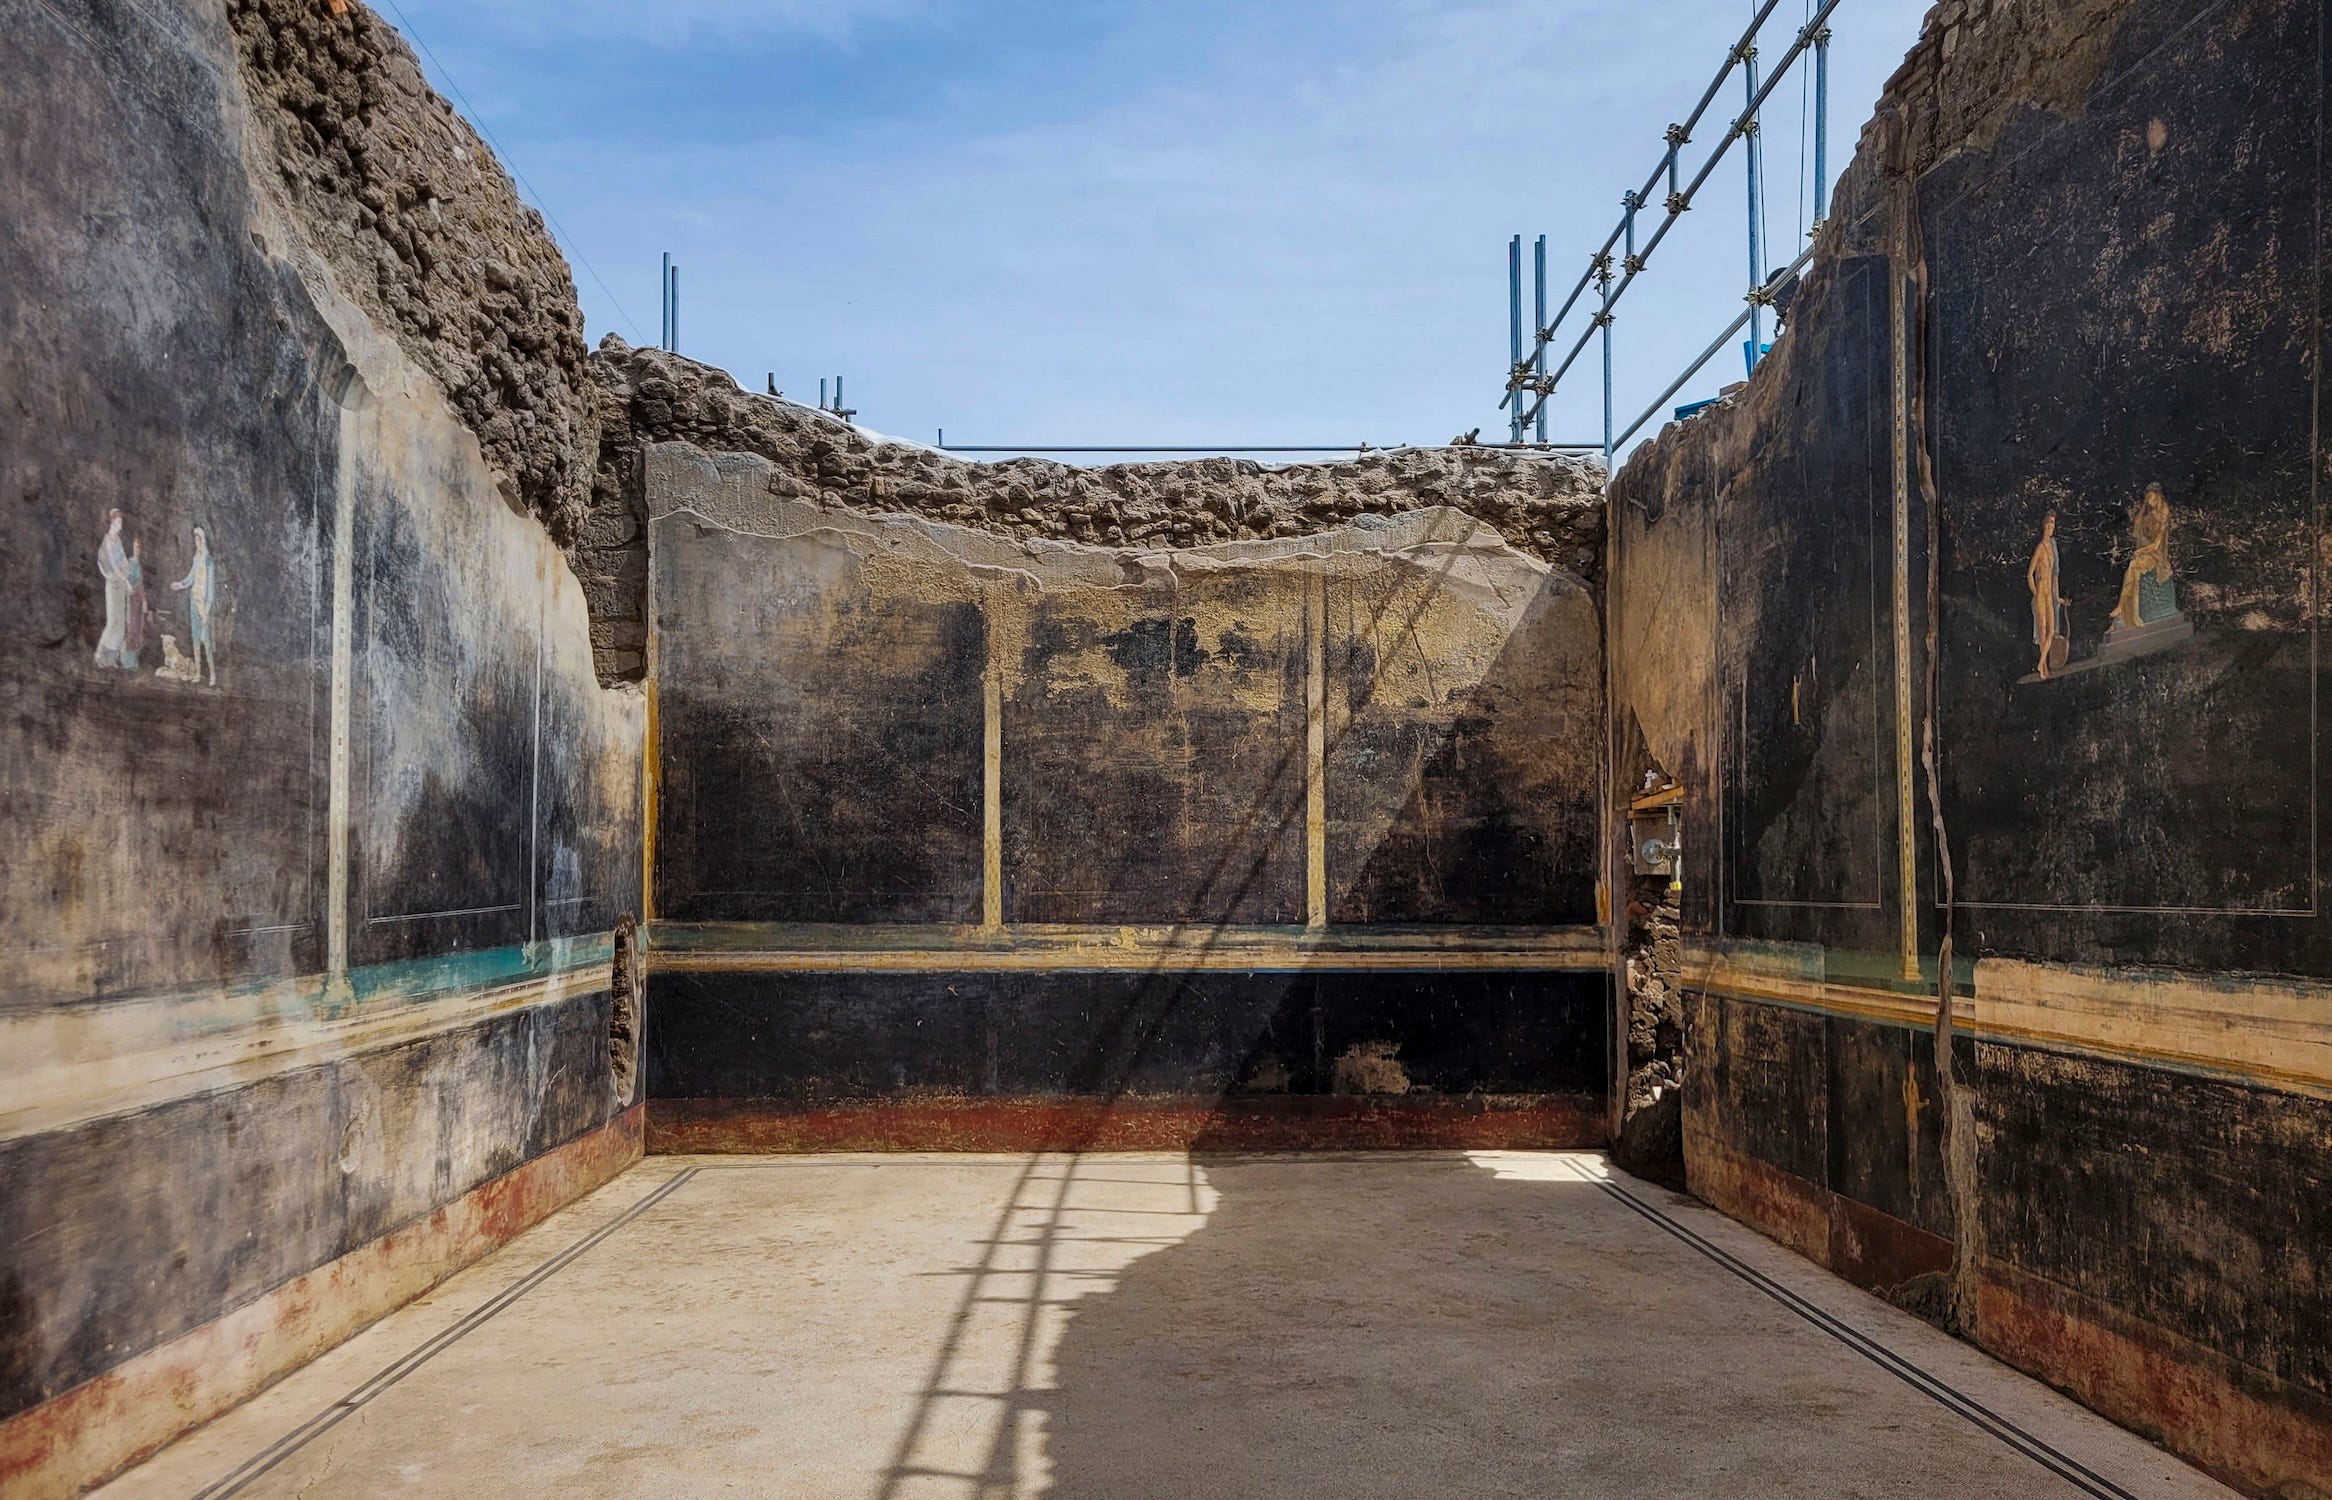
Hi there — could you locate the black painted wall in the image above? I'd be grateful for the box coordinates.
[1612,0,2332,1484]
[1927,0,2325,971]
[648,970,1606,1103]
[646,474,1608,1114]
[0,0,643,1455]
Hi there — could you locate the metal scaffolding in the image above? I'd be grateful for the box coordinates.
[1501,0,1841,466]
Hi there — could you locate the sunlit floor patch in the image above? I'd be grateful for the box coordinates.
[103,1152,2229,1500]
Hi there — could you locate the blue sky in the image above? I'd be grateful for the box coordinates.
[379,0,1929,460]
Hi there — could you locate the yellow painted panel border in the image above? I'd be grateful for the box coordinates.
[1682,941,2332,1100]
[1972,957,2332,1102]
[647,921,1608,974]
[2,952,616,1143]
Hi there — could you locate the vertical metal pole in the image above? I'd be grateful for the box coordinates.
[1813,25,1832,226]
[820,377,828,411]
[1744,41,1766,373]
[1533,235,1549,445]
[668,263,681,353]
[1600,270,1614,466]
[1508,235,1525,445]
[660,252,671,350]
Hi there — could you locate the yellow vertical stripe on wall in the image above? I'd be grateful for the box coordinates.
[1306,567,1329,930]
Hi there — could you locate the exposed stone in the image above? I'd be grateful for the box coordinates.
[584,339,1605,684]
[223,0,597,539]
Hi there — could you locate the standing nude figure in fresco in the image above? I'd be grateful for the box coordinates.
[2027,511,2067,678]
[2108,483,2176,636]
[95,509,131,668]
[171,525,218,686]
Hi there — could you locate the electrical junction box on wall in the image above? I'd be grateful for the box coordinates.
[1628,781,1682,878]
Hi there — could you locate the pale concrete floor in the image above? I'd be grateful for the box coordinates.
[103,1153,2234,1500]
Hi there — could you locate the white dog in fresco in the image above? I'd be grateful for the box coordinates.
[153,634,202,684]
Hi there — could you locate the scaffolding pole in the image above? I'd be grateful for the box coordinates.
[1599,261,1614,465]
[1813,24,1832,226]
[1509,0,1846,433]
[1613,245,1816,451]
[1533,235,1549,445]
[661,256,680,354]
[938,443,1600,455]
[1507,236,1526,443]
[1743,35,1767,375]
[1503,0,1793,418]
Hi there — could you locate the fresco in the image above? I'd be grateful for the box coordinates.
[90,511,224,685]
[649,473,1601,935]
[1,0,646,1468]
[652,518,988,926]
[2018,485,2190,683]
[1005,560,1308,927]
[0,31,339,1006]
[644,466,1608,1134]
[1327,544,1600,925]
[1928,0,2321,941]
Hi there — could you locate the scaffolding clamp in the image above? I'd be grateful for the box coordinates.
[1666,191,1692,215]
[1664,123,1690,147]
[1624,254,1647,275]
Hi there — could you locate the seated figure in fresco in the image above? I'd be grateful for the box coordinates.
[2106,483,2179,640]
[2081,480,2193,668]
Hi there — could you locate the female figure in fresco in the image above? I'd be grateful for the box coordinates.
[94,509,130,668]
[171,525,217,686]
[122,539,148,671]
[2026,511,2067,678]
[2108,483,2176,636]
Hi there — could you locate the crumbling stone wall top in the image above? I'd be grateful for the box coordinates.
[1877,0,2130,178]
[219,1,1608,688]
[592,340,1604,563]
[579,339,1606,683]
[226,0,595,538]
